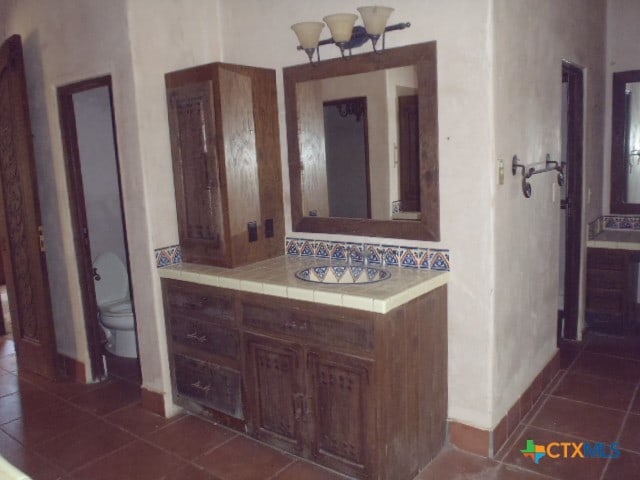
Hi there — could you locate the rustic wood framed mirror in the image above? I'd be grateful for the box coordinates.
[284,41,439,241]
[611,69,640,214]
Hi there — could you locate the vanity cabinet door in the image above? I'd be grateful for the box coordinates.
[167,81,227,265]
[244,333,305,454]
[307,350,373,479]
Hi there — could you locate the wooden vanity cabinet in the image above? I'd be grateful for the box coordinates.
[165,62,284,267]
[162,278,448,480]
[586,248,638,334]
[240,290,447,480]
[162,279,244,428]
[241,299,376,476]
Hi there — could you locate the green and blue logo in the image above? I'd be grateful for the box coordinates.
[521,439,620,464]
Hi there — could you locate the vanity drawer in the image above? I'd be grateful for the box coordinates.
[241,302,374,352]
[586,289,625,314]
[164,280,234,324]
[587,249,627,271]
[173,354,243,419]
[587,269,626,290]
[169,316,239,360]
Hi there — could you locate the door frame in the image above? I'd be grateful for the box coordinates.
[57,75,128,380]
[560,61,584,340]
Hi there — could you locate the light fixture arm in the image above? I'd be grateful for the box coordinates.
[296,21,411,58]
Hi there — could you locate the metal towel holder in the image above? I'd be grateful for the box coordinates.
[512,154,564,198]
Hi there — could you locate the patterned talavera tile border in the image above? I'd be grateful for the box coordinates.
[285,237,451,271]
[155,244,182,268]
[588,215,640,239]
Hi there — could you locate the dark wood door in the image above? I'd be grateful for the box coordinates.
[0,35,57,378]
[398,94,420,212]
[307,350,373,478]
[244,333,305,454]
[561,63,583,340]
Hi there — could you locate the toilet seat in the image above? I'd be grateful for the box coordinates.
[101,299,133,317]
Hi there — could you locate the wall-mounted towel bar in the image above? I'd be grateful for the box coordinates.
[512,154,564,198]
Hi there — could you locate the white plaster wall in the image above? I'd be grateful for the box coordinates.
[492,0,605,426]
[2,0,137,381]
[219,0,496,429]
[604,0,640,213]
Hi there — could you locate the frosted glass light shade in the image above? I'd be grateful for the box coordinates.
[322,13,358,43]
[291,22,325,49]
[357,6,394,35]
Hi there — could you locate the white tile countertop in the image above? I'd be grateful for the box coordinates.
[158,255,450,314]
[587,230,640,250]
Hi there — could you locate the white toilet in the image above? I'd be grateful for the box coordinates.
[93,252,138,358]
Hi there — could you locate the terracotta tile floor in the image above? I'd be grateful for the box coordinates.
[0,332,639,480]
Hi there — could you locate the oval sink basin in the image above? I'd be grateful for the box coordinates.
[295,264,391,284]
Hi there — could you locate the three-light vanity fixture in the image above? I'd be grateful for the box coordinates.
[291,6,410,64]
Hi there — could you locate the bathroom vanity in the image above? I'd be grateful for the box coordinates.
[159,257,449,480]
[586,230,640,334]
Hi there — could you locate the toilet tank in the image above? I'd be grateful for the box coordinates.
[93,252,129,306]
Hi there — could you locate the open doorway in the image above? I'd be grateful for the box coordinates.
[58,76,140,383]
[558,62,584,342]
[323,97,371,219]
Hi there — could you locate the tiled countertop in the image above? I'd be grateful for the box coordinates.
[587,230,640,250]
[158,255,450,314]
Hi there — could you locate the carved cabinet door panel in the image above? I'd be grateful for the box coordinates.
[307,350,374,478]
[244,333,305,454]
[0,35,57,379]
[167,81,227,264]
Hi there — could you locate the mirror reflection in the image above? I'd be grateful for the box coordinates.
[623,81,640,203]
[297,66,420,221]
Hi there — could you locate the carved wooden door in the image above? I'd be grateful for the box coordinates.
[0,35,57,379]
[307,350,373,478]
[167,80,227,264]
[244,333,305,454]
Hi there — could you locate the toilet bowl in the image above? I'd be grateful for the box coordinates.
[93,252,138,358]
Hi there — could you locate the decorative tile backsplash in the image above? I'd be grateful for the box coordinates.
[588,215,640,239]
[154,239,451,272]
[155,244,182,268]
[285,237,451,271]
[602,215,640,230]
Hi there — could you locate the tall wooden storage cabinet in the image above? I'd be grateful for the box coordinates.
[165,63,284,267]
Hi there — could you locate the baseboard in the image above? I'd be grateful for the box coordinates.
[56,353,87,383]
[449,350,561,457]
[141,387,166,417]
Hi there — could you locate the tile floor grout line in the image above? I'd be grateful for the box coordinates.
[264,457,299,480]
[55,434,139,477]
[544,392,635,414]
[598,380,640,480]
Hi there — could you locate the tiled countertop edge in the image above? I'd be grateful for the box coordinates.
[158,262,450,314]
[586,239,640,251]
